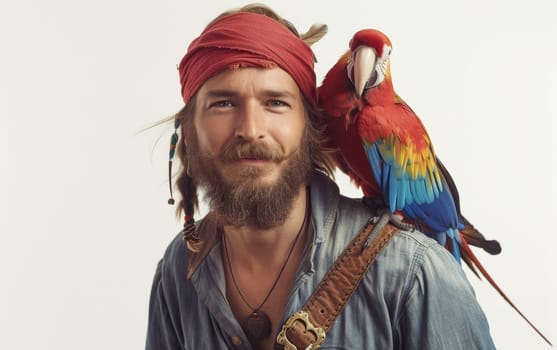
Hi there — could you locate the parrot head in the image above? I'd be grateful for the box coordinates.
[347,29,392,97]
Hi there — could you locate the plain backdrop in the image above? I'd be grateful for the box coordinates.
[1,0,555,349]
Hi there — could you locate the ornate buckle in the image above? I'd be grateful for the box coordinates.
[276,310,326,350]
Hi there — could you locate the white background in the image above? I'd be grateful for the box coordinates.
[1,0,555,349]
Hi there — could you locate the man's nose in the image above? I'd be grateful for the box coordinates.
[234,103,265,141]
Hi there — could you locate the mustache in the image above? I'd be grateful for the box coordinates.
[219,140,284,162]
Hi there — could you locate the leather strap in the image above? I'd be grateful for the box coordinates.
[276,215,398,349]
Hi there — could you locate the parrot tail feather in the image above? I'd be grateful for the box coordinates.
[461,254,480,279]
[448,235,461,262]
[459,233,553,346]
[459,215,502,255]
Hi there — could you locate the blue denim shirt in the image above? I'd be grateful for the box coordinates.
[146,172,495,349]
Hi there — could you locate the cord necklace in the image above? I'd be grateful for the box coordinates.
[222,208,308,341]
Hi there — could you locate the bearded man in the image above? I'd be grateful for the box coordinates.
[146,4,495,350]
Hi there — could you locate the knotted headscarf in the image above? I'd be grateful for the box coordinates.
[178,12,317,106]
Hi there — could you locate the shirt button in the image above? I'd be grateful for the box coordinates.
[231,336,242,346]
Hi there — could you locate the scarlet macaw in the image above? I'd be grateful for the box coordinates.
[318,28,550,345]
[319,28,499,263]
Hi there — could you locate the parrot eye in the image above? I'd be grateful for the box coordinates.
[369,71,379,86]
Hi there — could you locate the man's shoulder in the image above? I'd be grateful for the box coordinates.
[311,172,450,269]
[377,225,468,288]
[157,229,191,278]
[389,227,442,253]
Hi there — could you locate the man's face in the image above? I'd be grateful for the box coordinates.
[186,67,312,228]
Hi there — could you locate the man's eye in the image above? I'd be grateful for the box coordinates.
[210,100,234,108]
[267,100,289,107]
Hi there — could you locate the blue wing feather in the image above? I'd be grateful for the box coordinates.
[362,140,462,256]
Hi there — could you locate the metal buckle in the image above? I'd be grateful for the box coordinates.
[276,310,326,350]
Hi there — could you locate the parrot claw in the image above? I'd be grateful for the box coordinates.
[361,212,389,253]
[361,211,414,254]
[388,213,415,232]
[361,197,413,230]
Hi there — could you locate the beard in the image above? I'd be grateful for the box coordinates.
[186,130,313,229]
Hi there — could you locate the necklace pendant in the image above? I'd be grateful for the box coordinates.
[245,310,271,341]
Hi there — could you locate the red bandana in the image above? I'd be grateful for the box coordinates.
[178,12,317,106]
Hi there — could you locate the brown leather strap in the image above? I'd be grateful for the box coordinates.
[276,216,398,349]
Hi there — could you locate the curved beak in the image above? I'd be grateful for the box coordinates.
[353,46,376,98]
